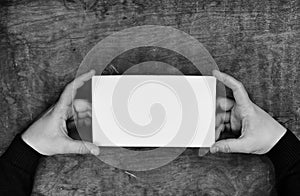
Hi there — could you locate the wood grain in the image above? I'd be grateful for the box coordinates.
[0,0,299,195]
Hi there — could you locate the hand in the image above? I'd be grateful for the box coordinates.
[211,70,287,154]
[21,70,99,156]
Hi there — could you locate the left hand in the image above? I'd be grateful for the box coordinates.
[211,70,286,154]
[22,70,99,156]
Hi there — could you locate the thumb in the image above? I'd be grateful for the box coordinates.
[65,140,100,155]
[210,138,245,153]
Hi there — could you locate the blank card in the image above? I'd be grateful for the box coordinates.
[92,75,215,147]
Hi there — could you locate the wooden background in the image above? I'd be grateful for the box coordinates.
[0,0,299,195]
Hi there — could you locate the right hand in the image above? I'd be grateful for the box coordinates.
[211,70,287,154]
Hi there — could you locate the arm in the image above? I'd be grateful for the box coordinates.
[211,70,300,195]
[0,134,42,196]
[267,130,300,195]
[0,70,99,196]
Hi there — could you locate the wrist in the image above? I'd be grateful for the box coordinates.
[266,121,287,153]
[21,131,46,156]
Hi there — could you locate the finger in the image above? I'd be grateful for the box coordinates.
[74,116,92,127]
[210,138,245,153]
[231,116,242,132]
[65,139,99,155]
[217,97,235,111]
[216,112,231,127]
[213,70,250,106]
[74,99,92,113]
[84,118,91,126]
[66,100,92,119]
[57,70,95,108]
[77,117,91,126]
[77,111,92,119]
[225,123,231,131]
[215,123,225,140]
[198,148,210,157]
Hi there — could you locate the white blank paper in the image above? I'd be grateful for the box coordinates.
[92,75,215,147]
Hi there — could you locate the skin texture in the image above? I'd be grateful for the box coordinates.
[21,70,99,156]
[21,69,287,156]
[212,70,287,154]
[18,69,287,196]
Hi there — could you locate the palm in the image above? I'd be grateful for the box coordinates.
[22,70,98,156]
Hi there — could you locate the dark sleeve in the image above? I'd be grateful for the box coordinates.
[0,134,42,196]
[267,130,300,195]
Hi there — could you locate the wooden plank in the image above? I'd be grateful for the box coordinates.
[0,0,299,195]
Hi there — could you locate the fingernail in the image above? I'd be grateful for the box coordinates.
[213,70,221,77]
[215,146,219,152]
[210,147,217,153]
[90,69,96,75]
[91,148,99,156]
[213,146,219,153]
[212,70,217,76]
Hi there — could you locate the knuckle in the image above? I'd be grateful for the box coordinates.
[78,145,86,154]
[65,82,73,91]
[77,147,84,154]
[223,75,229,83]
[219,143,232,153]
[236,81,244,90]
[246,103,256,115]
[223,144,232,153]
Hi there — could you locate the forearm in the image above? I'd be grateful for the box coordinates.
[267,130,300,195]
[0,134,42,196]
